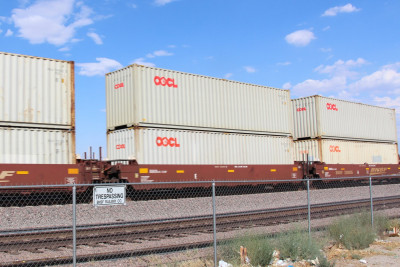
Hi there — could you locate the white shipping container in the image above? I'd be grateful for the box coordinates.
[107,127,294,165]
[294,139,398,164]
[292,95,397,142]
[0,52,74,128]
[106,64,292,135]
[0,127,76,164]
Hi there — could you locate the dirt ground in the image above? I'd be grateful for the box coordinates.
[323,236,400,267]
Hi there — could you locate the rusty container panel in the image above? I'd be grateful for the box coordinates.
[107,127,294,164]
[0,52,74,129]
[292,95,397,142]
[294,139,398,164]
[0,127,76,164]
[106,64,292,135]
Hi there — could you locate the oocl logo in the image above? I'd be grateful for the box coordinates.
[326,103,338,111]
[114,83,124,89]
[297,107,306,112]
[329,145,341,152]
[154,76,178,88]
[156,137,180,147]
[116,144,125,149]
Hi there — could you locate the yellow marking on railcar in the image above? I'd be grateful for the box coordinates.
[176,170,184,173]
[270,169,277,172]
[228,170,235,173]
[139,168,148,174]
[16,171,29,175]
[293,167,298,171]
[68,168,79,174]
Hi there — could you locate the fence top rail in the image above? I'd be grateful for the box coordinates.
[0,174,398,189]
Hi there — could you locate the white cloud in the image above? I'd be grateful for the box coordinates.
[76,58,123,76]
[349,67,400,93]
[87,32,102,45]
[5,29,13,37]
[323,26,331,31]
[154,0,176,6]
[58,46,70,52]
[290,59,400,100]
[292,76,347,96]
[224,73,233,79]
[146,50,173,58]
[322,3,360,17]
[132,57,155,67]
[374,96,400,114]
[315,58,367,78]
[168,44,176,48]
[11,0,93,46]
[282,82,292,89]
[0,29,2,34]
[320,48,332,53]
[278,61,291,66]
[244,66,256,73]
[285,29,316,47]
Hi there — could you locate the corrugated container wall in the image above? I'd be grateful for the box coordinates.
[292,95,397,142]
[107,127,294,165]
[0,127,76,164]
[106,65,292,135]
[0,52,74,129]
[293,139,398,164]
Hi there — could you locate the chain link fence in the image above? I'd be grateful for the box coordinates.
[0,176,399,266]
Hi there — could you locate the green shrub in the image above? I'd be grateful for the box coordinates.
[219,234,273,266]
[276,228,321,261]
[329,213,389,250]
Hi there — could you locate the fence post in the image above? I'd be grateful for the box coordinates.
[212,182,217,267]
[369,176,374,228]
[307,178,311,238]
[72,185,77,267]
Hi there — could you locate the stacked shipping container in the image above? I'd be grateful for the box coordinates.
[106,64,294,164]
[292,95,398,164]
[0,52,76,164]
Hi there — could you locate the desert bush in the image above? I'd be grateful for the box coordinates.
[329,213,389,250]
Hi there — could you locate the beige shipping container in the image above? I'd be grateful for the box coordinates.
[0,52,74,129]
[107,127,294,165]
[106,64,292,135]
[0,127,76,164]
[294,139,398,164]
[292,95,397,142]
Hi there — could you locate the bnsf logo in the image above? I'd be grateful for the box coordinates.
[116,144,125,149]
[114,83,124,89]
[297,107,306,112]
[329,145,341,152]
[0,171,14,182]
[326,103,338,111]
[156,137,180,147]
[154,76,178,88]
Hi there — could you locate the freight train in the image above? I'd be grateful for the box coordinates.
[0,52,399,194]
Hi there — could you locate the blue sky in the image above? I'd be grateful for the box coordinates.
[0,0,399,156]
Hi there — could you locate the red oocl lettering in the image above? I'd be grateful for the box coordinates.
[297,107,307,112]
[114,83,124,89]
[326,103,338,111]
[116,144,125,149]
[154,76,178,88]
[156,137,180,147]
[329,145,341,152]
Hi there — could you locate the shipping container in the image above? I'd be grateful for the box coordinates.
[0,127,76,164]
[0,52,74,129]
[293,139,398,164]
[292,95,397,142]
[107,127,294,165]
[106,64,292,135]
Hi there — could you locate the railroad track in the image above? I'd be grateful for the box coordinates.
[1,195,399,266]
